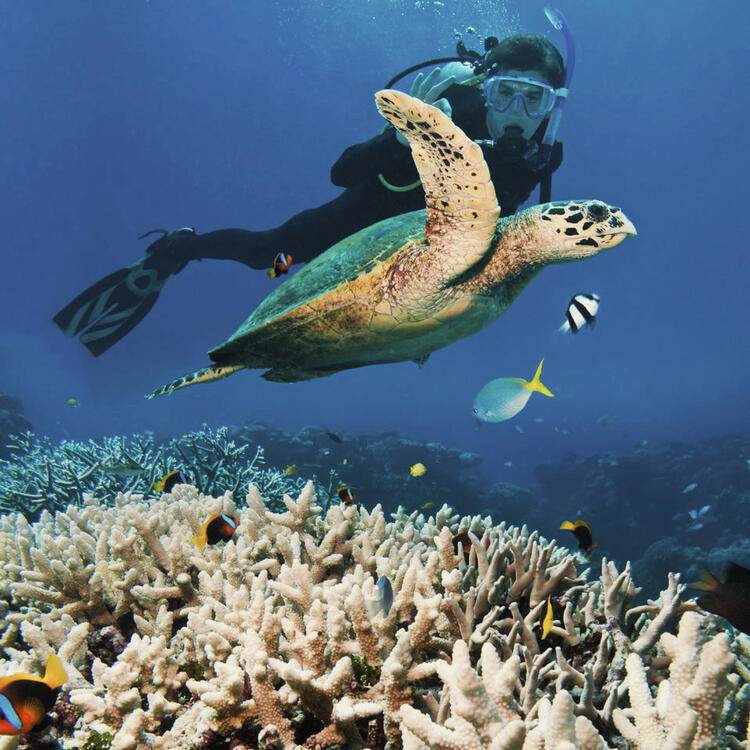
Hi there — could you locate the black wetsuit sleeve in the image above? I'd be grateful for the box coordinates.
[330,130,407,187]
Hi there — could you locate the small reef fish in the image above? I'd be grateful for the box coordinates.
[534,417,545,423]
[64,397,80,407]
[504,461,513,467]
[559,292,600,333]
[409,462,427,477]
[687,505,711,531]
[342,458,348,465]
[473,359,554,423]
[0,654,67,735]
[153,469,191,493]
[596,414,615,426]
[420,502,435,511]
[191,514,239,551]
[366,575,394,619]
[554,425,571,435]
[377,575,393,617]
[267,252,292,279]
[337,485,357,504]
[324,429,343,444]
[101,458,146,477]
[560,519,598,554]
[541,596,554,639]
[635,439,649,448]
[690,562,750,634]
[283,465,299,476]
[452,530,488,563]
[514,424,525,434]
[682,482,698,494]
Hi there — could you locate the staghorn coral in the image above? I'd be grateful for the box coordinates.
[0,426,337,517]
[0,481,746,748]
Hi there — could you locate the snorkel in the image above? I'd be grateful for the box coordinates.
[541,6,576,148]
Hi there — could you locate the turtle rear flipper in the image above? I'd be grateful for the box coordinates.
[145,364,243,398]
[375,89,500,283]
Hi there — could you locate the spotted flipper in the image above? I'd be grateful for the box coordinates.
[145,364,243,399]
[375,89,500,280]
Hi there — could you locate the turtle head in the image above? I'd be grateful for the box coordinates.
[530,200,637,263]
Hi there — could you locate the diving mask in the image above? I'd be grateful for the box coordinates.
[483,75,561,118]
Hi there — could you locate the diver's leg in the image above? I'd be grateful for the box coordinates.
[54,183,396,355]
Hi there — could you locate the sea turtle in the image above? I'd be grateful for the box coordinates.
[146,90,636,398]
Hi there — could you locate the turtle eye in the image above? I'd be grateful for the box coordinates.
[586,202,609,221]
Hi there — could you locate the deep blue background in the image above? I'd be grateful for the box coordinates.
[1,0,748,491]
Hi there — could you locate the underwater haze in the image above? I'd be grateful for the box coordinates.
[1,0,748,487]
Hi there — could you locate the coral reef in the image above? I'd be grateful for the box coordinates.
[0,426,331,518]
[534,435,750,595]
[0,479,746,749]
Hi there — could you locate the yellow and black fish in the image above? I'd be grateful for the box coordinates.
[153,469,191,494]
[267,252,292,279]
[191,514,239,551]
[560,519,598,554]
[541,595,554,639]
[0,654,66,735]
[690,562,750,634]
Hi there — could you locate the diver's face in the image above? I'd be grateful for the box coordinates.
[484,67,552,140]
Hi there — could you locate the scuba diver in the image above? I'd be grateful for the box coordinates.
[55,8,575,357]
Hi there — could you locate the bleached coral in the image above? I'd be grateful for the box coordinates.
[0,480,746,748]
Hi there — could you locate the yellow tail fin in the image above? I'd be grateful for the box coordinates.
[524,359,554,397]
[191,534,207,551]
[267,268,277,279]
[43,654,67,689]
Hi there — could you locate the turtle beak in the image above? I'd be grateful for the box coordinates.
[596,212,637,248]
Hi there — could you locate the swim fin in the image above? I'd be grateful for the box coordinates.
[54,228,195,356]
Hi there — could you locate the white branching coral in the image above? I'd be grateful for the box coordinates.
[0,481,746,749]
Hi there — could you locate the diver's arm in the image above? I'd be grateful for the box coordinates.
[330,130,408,187]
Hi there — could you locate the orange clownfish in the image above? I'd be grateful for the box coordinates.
[0,654,67,735]
[267,252,293,279]
[337,485,357,504]
[191,514,239,551]
[451,530,489,563]
[560,519,598,554]
[153,469,191,494]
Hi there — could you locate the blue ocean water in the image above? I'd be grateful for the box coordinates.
[1,0,748,497]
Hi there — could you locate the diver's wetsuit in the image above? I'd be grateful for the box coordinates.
[54,83,562,355]
[175,83,562,268]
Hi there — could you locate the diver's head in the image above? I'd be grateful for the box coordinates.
[481,34,565,141]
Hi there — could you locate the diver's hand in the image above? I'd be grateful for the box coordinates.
[396,67,455,146]
[140,227,197,278]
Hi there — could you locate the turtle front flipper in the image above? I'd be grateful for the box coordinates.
[375,89,500,282]
[145,364,244,399]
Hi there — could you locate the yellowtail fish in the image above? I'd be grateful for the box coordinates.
[473,359,554,423]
